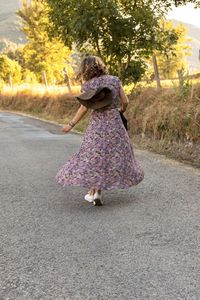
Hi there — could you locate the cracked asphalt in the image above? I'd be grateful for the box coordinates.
[0,111,199,300]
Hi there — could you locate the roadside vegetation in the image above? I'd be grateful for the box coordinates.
[1,79,199,167]
[0,0,200,167]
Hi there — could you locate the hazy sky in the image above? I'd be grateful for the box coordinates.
[12,1,200,29]
[167,4,200,28]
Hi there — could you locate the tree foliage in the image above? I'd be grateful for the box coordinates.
[147,0,200,8]
[17,0,73,84]
[0,55,22,84]
[3,43,24,67]
[155,20,191,79]
[48,0,189,82]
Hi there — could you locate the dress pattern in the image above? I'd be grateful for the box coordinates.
[55,75,144,190]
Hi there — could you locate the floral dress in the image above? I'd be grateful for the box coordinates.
[55,75,144,190]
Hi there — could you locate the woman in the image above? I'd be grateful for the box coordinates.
[55,56,144,206]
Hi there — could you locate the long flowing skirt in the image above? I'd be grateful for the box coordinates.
[55,109,144,190]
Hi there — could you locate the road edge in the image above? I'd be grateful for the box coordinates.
[0,109,83,136]
[0,109,199,175]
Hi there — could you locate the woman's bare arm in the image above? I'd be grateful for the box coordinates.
[119,86,129,112]
[62,104,88,133]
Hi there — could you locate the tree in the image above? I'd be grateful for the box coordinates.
[0,55,22,84]
[17,0,73,84]
[129,0,200,9]
[47,0,184,83]
[155,21,191,79]
[47,0,200,83]
[3,43,25,68]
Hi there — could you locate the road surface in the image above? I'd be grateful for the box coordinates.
[0,111,199,300]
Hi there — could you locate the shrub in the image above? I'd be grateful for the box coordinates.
[0,55,22,84]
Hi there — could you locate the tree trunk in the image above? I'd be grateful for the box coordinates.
[133,0,137,9]
[64,68,72,93]
[121,63,127,83]
[177,69,184,88]
[152,52,161,90]
[95,39,102,58]
[42,71,48,87]
[9,75,13,88]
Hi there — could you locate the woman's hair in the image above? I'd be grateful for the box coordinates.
[77,56,108,82]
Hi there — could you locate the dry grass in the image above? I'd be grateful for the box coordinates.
[1,83,81,97]
[0,83,200,167]
[126,85,200,143]
[0,88,79,120]
[125,85,200,167]
[0,83,89,131]
[124,76,200,94]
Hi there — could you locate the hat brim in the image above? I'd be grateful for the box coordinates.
[76,86,113,109]
[78,97,112,109]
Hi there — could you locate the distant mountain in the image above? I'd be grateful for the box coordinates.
[170,19,200,71]
[0,0,25,49]
[0,0,18,13]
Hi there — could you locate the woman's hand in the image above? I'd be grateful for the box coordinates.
[61,104,88,134]
[119,105,127,113]
[62,124,72,134]
[119,86,129,113]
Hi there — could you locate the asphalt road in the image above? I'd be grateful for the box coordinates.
[0,111,199,300]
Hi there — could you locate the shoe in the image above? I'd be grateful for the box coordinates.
[84,193,94,203]
[93,192,103,206]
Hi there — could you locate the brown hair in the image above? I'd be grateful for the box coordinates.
[77,56,108,82]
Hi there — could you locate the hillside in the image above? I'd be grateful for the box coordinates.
[0,0,25,48]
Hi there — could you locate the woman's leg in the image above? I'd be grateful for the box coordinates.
[93,188,103,206]
[88,187,96,195]
[88,188,101,195]
[94,188,101,194]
